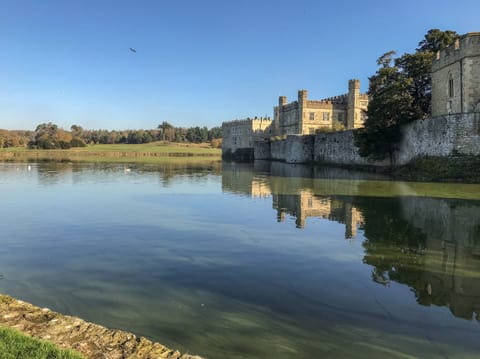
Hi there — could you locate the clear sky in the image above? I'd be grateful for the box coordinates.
[1,0,479,130]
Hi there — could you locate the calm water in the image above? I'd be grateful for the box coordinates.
[1,161,480,358]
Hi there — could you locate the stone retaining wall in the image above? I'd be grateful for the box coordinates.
[268,113,480,166]
[0,294,203,359]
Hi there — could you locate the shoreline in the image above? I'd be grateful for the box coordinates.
[0,294,203,359]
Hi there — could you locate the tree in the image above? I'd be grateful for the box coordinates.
[355,29,459,162]
[158,121,174,141]
[417,29,459,53]
[208,126,222,140]
[355,57,416,162]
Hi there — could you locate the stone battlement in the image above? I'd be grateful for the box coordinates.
[431,31,480,116]
[309,94,348,105]
[222,117,272,127]
[432,32,480,71]
[280,102,299,111]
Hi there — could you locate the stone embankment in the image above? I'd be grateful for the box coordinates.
[0,294,203,359]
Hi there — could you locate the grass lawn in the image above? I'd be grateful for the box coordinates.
[85,142,220,154]
[0,142,222,163]
[0,326,84,359]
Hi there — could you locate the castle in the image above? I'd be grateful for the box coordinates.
[274,79,368,135]
[222,80,368,160]
[222,32,480,165]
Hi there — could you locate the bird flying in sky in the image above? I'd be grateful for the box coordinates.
[129,47,137,53]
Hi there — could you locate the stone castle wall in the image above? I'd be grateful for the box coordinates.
[271,135,315,163]
[314,130,387,166]
[395,113,480,164]
[222,117,272,159]
[432,33,480,117]
[264,113,480,166]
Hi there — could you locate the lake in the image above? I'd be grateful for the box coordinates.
[1,160,480,358]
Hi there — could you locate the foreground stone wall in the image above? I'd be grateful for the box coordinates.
[314,130,389,166]
[271,135,314,163]
[313,113,480,166]
[253,140,271,160]
[0,294,202,359]
[396,113,480,164]
[270,138,287,161]
[285,135,315,163]
[248,113,480,166]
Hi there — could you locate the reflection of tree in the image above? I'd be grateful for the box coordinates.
[358,196,427,290]
[356,196,480,321]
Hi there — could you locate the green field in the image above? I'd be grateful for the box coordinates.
[0,326,84,359]
[0,142,222,163]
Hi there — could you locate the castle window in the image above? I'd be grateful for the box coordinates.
[448,74,454,98]
[323,112,330,121]
[337,113,343,122]
[309,127,315,134]
[309,112,315,121]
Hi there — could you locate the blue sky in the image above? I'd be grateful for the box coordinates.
[1,0,478,130]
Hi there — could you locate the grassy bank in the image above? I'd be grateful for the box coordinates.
[0,142,221,163]
[393,156,480,183]
[0,326,84,359]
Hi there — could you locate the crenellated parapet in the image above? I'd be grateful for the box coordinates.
[309,94,348,105]
[222,116,272,127]
[281,102,299,111]
[432,32,480,116]
[432,32,480,71]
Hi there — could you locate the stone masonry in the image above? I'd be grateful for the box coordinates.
[221,117,272,160]
[273,79,368,136]
[0,294,203,359]
[432,32,480,117]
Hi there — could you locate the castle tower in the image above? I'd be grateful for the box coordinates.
[298,90,308,134]
[431,32,480,116]
[274,96,287,135]
[347,79,360,129]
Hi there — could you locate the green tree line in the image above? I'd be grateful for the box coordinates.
[0,122,222,149]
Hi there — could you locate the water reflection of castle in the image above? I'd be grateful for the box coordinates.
[273,191,363,237]
[221,162,364,237]
[221,161,480,322]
